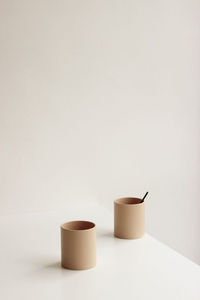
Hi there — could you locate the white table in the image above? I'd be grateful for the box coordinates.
[0,203,200,300]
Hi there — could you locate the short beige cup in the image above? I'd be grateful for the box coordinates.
[61,220,96,270]
[114,197,145,239]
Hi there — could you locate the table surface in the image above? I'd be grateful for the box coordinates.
[0,202,200,300]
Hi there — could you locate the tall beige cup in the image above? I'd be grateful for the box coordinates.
[114,197,145,239]
[61,220,96,270]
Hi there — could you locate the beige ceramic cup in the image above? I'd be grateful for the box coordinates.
[114,197,145,239]
[61,220,96,270]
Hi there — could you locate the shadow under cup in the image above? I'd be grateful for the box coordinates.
[114,197,145,239]
[61,220,96,270]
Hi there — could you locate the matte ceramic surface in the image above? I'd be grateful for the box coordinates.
[61,220,96,270]
[114,197,145,239]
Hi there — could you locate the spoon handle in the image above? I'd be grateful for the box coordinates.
[142,192,148,202]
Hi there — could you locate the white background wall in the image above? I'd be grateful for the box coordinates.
[0,0,200,264]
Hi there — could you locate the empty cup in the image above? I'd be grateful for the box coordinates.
[61,220,96,270]
[114,197,145,239]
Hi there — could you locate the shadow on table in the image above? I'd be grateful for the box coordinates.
[24,258,82,279]
[96,228,116,239]
[44,261,62,269]
[38,261,81,274]
[97,232,114,238]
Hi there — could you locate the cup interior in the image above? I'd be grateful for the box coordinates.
[61,220,95,231]
[115,197,142,205]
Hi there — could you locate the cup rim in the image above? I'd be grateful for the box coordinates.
[114,197,143,205]
[61,220,96,232]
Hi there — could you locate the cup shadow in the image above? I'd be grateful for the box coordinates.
[25,258,80,279]
[97,229,115,239]
[44,261,62,269]
[41,261,80,273]
[98,232,114,238]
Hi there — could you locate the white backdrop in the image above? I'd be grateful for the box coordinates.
[0,0,200,264]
